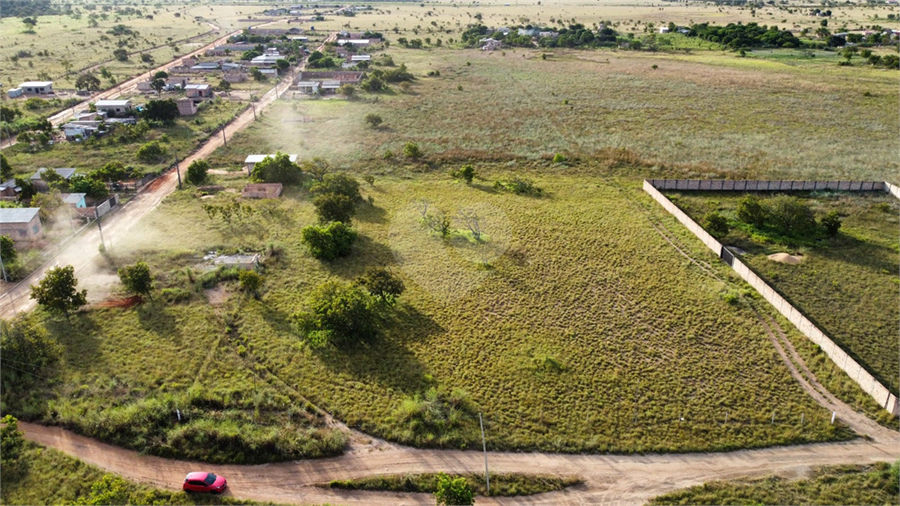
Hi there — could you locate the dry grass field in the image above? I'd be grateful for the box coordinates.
[210,46,898,181]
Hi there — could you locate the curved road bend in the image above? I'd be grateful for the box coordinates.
[0,33,334,320]
[19,421,899,506]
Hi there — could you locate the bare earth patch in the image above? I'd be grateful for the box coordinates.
[205,285,229,305]
[95,295,142,309]
[767,252,803,264]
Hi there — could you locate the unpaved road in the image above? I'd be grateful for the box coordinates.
[19,420,899,506]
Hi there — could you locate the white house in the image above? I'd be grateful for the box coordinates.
[244,154,298,171]
[94,99,133,115]
[251,54,283,67]
[18,81,53,94]
[336,39,371,46]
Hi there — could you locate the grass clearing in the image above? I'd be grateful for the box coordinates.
[666,191,900,396]
[648,461,900,505]
[325,472,583,497]
[26,166,852,457]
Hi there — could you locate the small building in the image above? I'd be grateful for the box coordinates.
[223,72,248,83]
[336,39,371,46]
[31,168,77,192]
[251,54,283,67]
[185,84,214,101]
[63,123,97,141]
[18,81,53,94]
[479,38,501,51]
[176,98,198,116]
[211,253,260,270]
[94,99,133,115]
[350,54,372,62]
[0,179,21,200]
[321,80,341,93]
[295,81,320,94]
[244,154,298,171]
[221,62,244,72]
[61,193,87,208]
[0,208,43,242]
[259,68,278,79]
[7,88,23,98]
[242,183,283,199]
[190,61,221,72]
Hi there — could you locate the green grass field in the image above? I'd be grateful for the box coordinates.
[20,166,854,458]
[648,461,899,505]
[210,46,898,181]
[666,191,900,396]
[326,472,582,497]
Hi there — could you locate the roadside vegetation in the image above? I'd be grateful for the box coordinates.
[326,472,582,497]
[666,191,900,397]
[649,461,899,505]
[0,416,255,505]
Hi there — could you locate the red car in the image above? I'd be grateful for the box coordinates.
[182,472,227,494]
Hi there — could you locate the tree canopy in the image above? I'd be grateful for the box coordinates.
[30,265,87,318]
[186,159,209,185]
[294,280,380,347]
[118,261,153,299]
[140,99,179,126]
[250,152,303,185]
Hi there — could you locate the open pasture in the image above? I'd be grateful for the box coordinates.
[0,7,217,91]
[667,191,900,396]
[211,45,897,181]
[306,0,900,40]
[60,168,855,455]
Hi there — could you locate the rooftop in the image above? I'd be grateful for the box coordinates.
[185,84,211,90]
[0,208,40,224]
[95,100,131,107]
[245,154,298,164]
[61,193,86,205]
[31,168,77,180]
[19,81,53,87]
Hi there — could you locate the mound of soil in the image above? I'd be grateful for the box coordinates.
[96,295,142,308]
[767,252,803,264]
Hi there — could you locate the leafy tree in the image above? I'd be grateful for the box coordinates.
[250,67,266,81]
[31,190,64,222]
[185,159,209,185]
[737,194,767,227]
[301,157,330,182]
[152,70,168,80]
[69,175,109,200]
[294,280,379,347]
[355,267,405,304]
[150,78,165,95]
[140,52,154,64]
[338,83,355,98]
[94,161,129,183]
[301,221,357,261]
[453,164,475,184]
[30,265,87,318]
[1,235,16,264]
[0,415,24,468]
[313,193,356,224]
[216,78,231,91]
[239,270,261,298]
[434,473,475,506]
[364,113,383,128]
[820,210,842,237]
[276,58,290,73]
[704,211,729,237]
[310,173,361,202]
[768,195,816,237]
[1,153,13,181]
[0,316,61,377]
[140,99,179,125]
[360,75,384,92]
[118,261,152,299]
[75,73,101,91]
[21,17,37,27]
[403,142,423,160]
[136,140,166,163]
[14,178,36,202]
[251,152,303,185]
[113,48,129,61]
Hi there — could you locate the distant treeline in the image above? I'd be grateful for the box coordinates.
[687,23,801,49]
[461,23,619,49]
[0,0,61,17]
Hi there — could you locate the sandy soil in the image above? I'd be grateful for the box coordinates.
[767,252,804,264]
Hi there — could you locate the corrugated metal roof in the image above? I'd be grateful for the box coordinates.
[62,193,86,205]
[19,81,53,87]
[244,154,298,163]
[31,168,77,180]
[95,100,131,107]
[0,208,40,224]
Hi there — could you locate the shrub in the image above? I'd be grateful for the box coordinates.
[768,195,816,237]
[494,177,543,196]
[552,153,566,163]
[1,235,17,264]
[355,267,405,304]
[118,261,153,299]
[294,280,380,347]
[364,113,383,128]
[239,270,261,297]
[310,173,361,202]
[403,142,423,160]
[452,164,475,184]
[435,473,475,506]
[705,211,729,237]
[250,152,303,185]
[313,193,356,224]
[737,194,767,227]
[185,159,209,185]
[301,221,357,261]
[820,210,841,237]
[136,140,166,163]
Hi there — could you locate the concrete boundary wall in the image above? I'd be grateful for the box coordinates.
[886,181,900,200]
[647,179,887,192]
[642,180,899,416]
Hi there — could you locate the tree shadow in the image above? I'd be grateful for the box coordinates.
[135,299,181,340]
[814,235,899,274]
[321,235,398,279]
[354,203,388,224]
[44,312,103,373]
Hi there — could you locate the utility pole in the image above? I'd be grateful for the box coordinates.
[96,209,106,251]
[0,247,8,282]
[479,412,490,496]
[251,101,257,120]
[174,149,182,189]
[221,127,227,146]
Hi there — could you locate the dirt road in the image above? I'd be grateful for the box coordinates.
[0,36,325,319]
[18,420,898,506]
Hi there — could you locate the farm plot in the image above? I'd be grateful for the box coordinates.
[665,191,900,396]
[91,169,854,455]
[210,46,898,181]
